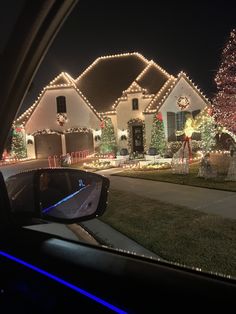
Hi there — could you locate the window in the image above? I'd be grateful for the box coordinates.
[176,111,187,131]
[56,96,67,113]
[132,98,139,110]
[167,112,176,141]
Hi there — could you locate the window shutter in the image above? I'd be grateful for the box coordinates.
[167,112,176,141]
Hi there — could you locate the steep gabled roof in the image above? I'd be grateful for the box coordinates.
[144,76,176,113]
[15,72,101,126]
[75,53,149,113]
[75,52,171,113]
[136,60,170,95]
[49,72,75,86]
[144,72,211,113]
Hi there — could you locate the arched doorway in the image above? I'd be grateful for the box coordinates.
[127,119,145,153]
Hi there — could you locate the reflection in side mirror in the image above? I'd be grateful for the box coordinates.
[38,170,106,222]
[5,168,109,224]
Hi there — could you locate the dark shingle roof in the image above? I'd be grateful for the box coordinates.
[76,53,171,113]
[76,53,150,112]
[137,62,170,95]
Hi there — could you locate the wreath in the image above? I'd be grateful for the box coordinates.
[177,96,190,110]
[57,113,67,126]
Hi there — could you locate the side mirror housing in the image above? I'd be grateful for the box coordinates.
[5,168,109,224]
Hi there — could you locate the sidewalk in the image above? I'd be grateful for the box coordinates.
[97,168,236,220]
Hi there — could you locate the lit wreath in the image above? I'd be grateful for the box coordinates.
[57,113,68,126]
[177,96,190,110]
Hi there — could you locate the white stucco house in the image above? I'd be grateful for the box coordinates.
[15,52,210,158]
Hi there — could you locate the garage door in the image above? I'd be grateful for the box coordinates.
[35,134,62,158]
[65,132,93,153]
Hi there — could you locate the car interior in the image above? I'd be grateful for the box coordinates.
[0,1,235,313]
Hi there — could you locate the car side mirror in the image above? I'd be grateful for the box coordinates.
[5,168,109,224]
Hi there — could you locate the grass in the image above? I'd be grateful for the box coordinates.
[112,162,236,192]
[100,189,236,278]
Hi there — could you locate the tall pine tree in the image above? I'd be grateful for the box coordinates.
[213,28,236,135]
[100,117,117,154]
[150,112,167,156]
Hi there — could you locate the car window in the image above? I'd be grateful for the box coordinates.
[1,0,236,281]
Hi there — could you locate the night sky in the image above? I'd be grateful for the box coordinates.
[16,0,236,114]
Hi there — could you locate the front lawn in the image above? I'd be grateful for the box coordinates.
[100,189,236,278]
[112,162,236,192]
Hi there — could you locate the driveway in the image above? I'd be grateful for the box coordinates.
[97,168,236,220]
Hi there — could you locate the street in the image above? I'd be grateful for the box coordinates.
[0,159,49,179]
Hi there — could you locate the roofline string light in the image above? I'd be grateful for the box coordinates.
[75,52,150,82]
[15,55,212,126]
[145,72,211,114]
[111,56,172,111]
[144,76,176,113]
[136,60,170,82]
[15,72,102,126]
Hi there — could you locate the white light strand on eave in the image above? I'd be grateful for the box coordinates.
[100,111,116,116]
[15,71,102,126]
[75,52,149,82]
[72,86,101,120]
[145,76,176,113]
[136,60,171,82]
[111,81,149,110]
[49,71,73,86]
[178,71,210,104]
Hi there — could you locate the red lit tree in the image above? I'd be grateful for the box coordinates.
[212,29,236,135]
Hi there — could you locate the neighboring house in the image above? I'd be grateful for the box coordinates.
[15,52,210,158]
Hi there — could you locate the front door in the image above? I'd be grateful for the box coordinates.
[132,125,143,152]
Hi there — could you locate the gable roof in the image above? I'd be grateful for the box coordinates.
[48,72,75,86]
[136,61,170,95]
[15,72,101,126]
[144,72,211,113]
[75,52,171,113]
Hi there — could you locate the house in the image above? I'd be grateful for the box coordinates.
[15,52,210,159]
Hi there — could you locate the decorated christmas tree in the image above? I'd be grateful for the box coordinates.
[198,108,216,153]
[100,117,117,154]
[150,112,167,156]
[213,28,236,135]
[11,126,27,158]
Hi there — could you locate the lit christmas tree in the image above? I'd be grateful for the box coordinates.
[150,112,167,156]
[11,126,27,158]
[213,28,236,135]
[100,117,117,154]
[198,108,216,153]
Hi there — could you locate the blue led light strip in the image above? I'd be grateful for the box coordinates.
[43,185,88,214]
[42,185,89,214]
[0,250,127,314]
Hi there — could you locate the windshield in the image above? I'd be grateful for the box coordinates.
[1,0,236,280]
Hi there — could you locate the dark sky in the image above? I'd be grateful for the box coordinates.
[17,0,236,113]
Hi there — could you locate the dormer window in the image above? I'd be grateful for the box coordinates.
[132,98,139,110]
[56,96,67,113]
